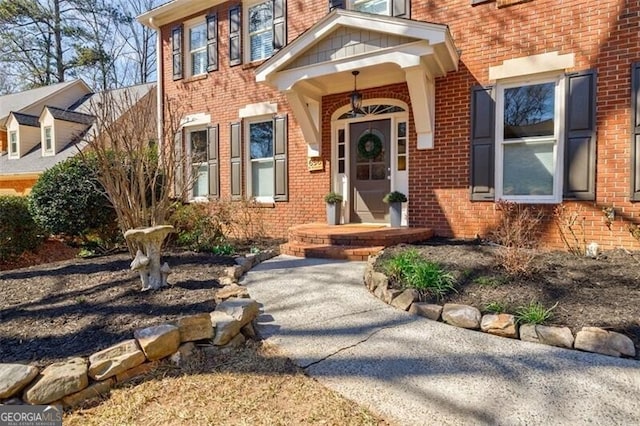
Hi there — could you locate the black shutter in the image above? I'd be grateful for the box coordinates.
[230,122,242,199]
[206,14,218,72]
[470,86,495,201]
[274,115,288,201]
[564,70,596,200]
[229,6,242,66]
[631,63,640,201]
[171,25,183,80]
[208,124,219,198]
[392,0,410,18]
[273,0,286,51]
[329,0,344,11]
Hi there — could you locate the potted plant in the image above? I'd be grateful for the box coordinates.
[324,192,343,225]
[383,191,407,227]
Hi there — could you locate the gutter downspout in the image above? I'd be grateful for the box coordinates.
[148,17,163,154]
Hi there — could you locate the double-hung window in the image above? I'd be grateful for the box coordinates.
[9,131,17,157]
[352,0,390,15]
[248,1,274,62]
[44,126,53,154]
[189,128,209,198]
[495,76,564,203]
[188,22,207,76]
[248,119,275,200]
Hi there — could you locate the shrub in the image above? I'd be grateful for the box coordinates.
[0,196,43,260]
[169,202,225,252]
[324,192,343,204]
[553,204,586,256]
[485,301,507,314]
[382,249,421,282]
[383,191,407,203]
[490,201,544,276]
[29,156,118,247]
[515,301,558,325]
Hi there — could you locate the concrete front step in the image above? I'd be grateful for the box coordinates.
[288,225,433,247]
[280,242,385,261]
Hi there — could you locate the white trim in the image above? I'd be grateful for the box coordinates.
[137,0,224,28]
[8,130,18,159]
[180,112,211,128]
[489,52,575,81]
[239,102,277,118]
[42,126,54,156]
[495,74,565,204]
[245,115,276,203]
[186,126,210,201]
[184,16,207,78]
[351,0,391,15]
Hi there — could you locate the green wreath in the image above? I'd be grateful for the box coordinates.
[357,133,383,160]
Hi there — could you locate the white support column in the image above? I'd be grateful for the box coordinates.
[404,65,435,149]
[285,88,322,156]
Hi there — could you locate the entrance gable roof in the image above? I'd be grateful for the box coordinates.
[256,9,459,89]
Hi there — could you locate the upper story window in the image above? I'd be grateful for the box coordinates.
[9,131,17,157]
[352,0,390,15]
[188,21,207,76]
[248,1,274,62]
[43,126,53,154]
[495,75,564,203]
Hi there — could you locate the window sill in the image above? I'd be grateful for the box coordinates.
[497,196,561,204]
[182,74,208,84]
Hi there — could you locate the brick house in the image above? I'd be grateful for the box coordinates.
[138,0,640,249]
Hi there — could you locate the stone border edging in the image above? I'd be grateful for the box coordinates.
[0,249,278,409]
[363,253,637,360]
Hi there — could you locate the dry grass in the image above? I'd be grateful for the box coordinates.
[64,342,390,426]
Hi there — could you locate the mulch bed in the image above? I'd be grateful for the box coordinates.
[0,250,242,368]
[379,238,640,359]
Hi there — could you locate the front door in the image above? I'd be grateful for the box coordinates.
[350,119,391,223]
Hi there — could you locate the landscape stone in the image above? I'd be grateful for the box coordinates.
[134,324,181,361]
[235,256,254,273]
[88,339,146,381]
[225,265,244,280]
[408,303,442,321]
[575,327,636,357]
[215,284,250,301]
[115,362,157,384]
[363,265,374,290]
[256,249,276,263]
[480,314,518,338]
[174,313,214,342]
[442,304,481,329]
[169,342,197,366]
[383,288,403,304]
[215,299,259,327]
[373,284,386,299]
[218,276,237,286]
[535,325,574,349]
[0,364,39,399]
[61,378,114,408]
[219,333,246,352]
[391,289,419,311]
[241,322,257,339]
[210,311,242,346]
[370,272,388,292]
[23,358,88,405]
[519,324,540,343]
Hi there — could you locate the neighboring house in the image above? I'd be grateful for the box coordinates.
[0,82,156,195]
[138,0,640,249]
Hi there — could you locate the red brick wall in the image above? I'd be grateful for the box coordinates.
[161,0,640,249]
[162,2,330,238]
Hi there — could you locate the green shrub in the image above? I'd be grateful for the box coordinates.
[383,249,456,301]
[0,196,43,260]
[29,156,118,246]
[515,301,558,325]
[211,243,235,256]
[169,203,225,252]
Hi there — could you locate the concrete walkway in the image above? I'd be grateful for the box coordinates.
[241,255,640,426]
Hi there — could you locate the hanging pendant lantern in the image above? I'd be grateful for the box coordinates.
[349,70,364,116]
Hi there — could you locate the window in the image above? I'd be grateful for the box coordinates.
[248,1,273,62]
[188,22,207,76]
[495,76,563,203]
[249,120,275,199]
[9,131,17,157]
[352,0,390,15]
[44,126,53,154]
[188,129,209,198]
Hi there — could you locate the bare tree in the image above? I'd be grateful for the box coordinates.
[118,0,159,84]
